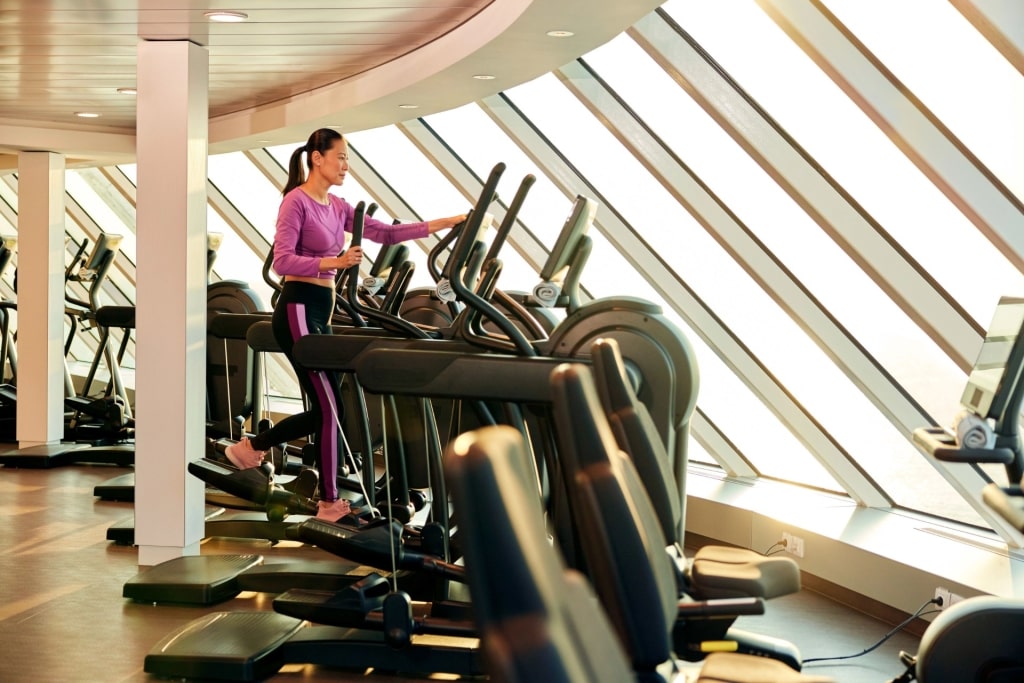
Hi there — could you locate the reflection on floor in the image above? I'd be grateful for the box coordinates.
[0,465,920,683]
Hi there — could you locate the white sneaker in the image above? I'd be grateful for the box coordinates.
[316,499,352,523]
[225,437,266,469]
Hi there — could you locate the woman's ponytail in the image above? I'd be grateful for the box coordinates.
[283,145,306,196]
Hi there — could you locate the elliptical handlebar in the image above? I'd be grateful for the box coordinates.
[427,222,462,285]
[341,201,427,338]
[448,166,537,357]
[484,173,535,264]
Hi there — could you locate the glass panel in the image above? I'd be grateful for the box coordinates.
[820,0,1024,203]
[206,205,273,310]
[661,0,1024,328]
[65,170,136,299]
[207,151,281,243]
[504,73,847,494]
[585,35,967,435]
[118,164,137,184]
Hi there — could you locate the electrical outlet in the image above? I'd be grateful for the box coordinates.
[782,531,805,558]
[934,587,963,610]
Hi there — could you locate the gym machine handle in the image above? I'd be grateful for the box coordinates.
[677,596,765,619]
[912,426,1015,465]
[345,201,430,339]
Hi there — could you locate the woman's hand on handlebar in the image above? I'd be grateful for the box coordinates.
[329,246,363,270]
[427,213,468,234]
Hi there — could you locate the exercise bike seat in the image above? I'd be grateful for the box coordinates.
[689,545,801,600]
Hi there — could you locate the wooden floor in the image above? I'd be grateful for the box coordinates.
[0,464,921,683]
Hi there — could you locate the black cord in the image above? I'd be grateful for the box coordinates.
[762,541,785,555]
[803,597,940,665]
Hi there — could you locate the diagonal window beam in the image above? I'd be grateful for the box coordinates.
[480,92,890,508]
[691,408,758,479]
[758,0,1024,275]
[630,10,982,372]
[950,0,1024,76]
[206,180,271,259]
[243,148,287,192]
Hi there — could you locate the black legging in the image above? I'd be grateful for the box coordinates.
[249,281,345,501]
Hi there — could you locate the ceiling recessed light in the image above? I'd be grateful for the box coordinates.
[75,111,101,118]
[116,87,137,95]
[472,74,496,80]
[204,10,248,23]
[398,104,419,109]
[546,30,574,38]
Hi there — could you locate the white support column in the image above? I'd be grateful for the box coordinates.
[16,152,66,447]
[134,40,209,566]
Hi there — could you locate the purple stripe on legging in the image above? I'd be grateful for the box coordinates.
[287,302,341,502]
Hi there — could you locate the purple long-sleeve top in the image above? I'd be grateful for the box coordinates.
[273,188,429,280]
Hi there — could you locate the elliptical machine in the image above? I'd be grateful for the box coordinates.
[905,295,1024,682]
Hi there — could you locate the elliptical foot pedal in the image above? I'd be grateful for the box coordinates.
[273,574,390,626]
[123,554,263,605]
[0,442,91,468]
[145,611,303,681]
[236,558,371,594]
[93,471,135,501]
[106,517,135,545]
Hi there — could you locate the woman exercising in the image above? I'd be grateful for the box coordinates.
[225,127,465,521]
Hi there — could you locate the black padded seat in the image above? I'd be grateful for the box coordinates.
[550,364,678,675]
[691,546,802,600]
[590,338,801,602]
[550,363,825,679]
[446,424,833,683]
[445,425,635,683]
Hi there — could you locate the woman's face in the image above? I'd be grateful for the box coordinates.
[313,138,349,186]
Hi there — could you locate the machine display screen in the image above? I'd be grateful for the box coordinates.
[961,297,1024,419]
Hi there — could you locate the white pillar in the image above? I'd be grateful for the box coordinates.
[134,40,208,566]
[16,152,66,447]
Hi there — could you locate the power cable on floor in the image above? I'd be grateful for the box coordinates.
[803,597,941,665]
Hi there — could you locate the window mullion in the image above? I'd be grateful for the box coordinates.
[480,92,890,508]
[630,10,982,371]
